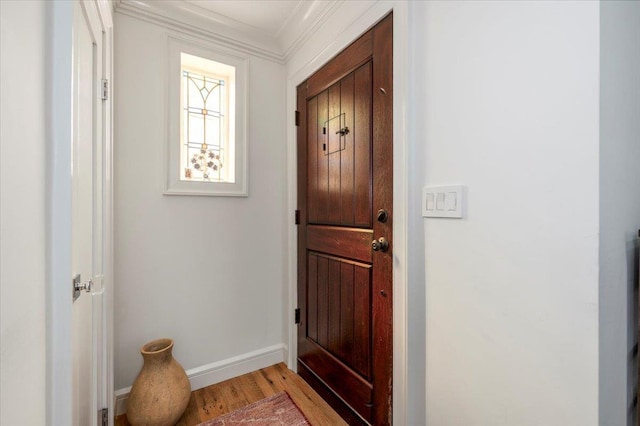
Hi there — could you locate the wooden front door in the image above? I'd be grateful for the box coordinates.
[296,14,393,425]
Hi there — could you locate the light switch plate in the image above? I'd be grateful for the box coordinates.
[422,185,464,218]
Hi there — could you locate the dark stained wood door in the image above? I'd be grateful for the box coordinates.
[296,14,393,425]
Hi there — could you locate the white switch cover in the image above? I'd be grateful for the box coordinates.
[422,185,464,218]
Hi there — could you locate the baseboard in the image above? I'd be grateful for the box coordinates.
[114,343,287,416]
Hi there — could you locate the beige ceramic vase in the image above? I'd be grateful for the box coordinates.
[127,338,191,426]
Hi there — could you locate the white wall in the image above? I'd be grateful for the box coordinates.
[413,1,601,424]
[599,2,640,425]
[114,14,287,390]
[0,1,47,424]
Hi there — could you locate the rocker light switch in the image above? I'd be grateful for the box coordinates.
[422,185,464,218]
[445,192,457,211]
[426,193,435,211]
[435,193,445,211]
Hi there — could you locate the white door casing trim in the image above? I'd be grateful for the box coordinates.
[96,0,115,423]
[47,1,74,423]
[284,2,408,424]
[47,1,114,424]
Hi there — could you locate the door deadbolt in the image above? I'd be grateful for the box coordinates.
[376,209,389,223]
[371,237,389,252]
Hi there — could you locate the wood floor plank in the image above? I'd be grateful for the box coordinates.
[114,363,346,426]
[274,362,344,425]
[236,371,268,404]
[267,363,347,426]
[250,369,277,396]
[193,382,227,421]
[218,380,248,412]
[175,394,201,426]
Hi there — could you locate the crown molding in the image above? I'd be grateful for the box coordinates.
[279,0,344,62]
[180,1,277,38]
[273,0,307,40]
[114,0,342,64]
[115,0,284,62]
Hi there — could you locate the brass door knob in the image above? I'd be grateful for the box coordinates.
[371,237,389,252]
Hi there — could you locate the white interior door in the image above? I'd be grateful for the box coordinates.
[72,1,106,425]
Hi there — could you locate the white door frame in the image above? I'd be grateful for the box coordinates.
[284,1,409,424]
[47,1,114,424]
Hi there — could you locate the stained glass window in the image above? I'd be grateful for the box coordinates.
[168,48,244,196]
[181,67,227,182]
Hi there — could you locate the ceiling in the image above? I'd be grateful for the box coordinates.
[182,0,304,36]
[116,0,339,61]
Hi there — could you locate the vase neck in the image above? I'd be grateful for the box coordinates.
[141,347,173,364]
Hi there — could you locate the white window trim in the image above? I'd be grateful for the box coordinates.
[165,36,248,196]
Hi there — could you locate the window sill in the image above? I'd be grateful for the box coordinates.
[163,179,248,197]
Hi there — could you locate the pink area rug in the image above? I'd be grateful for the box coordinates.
[197,392,310,426]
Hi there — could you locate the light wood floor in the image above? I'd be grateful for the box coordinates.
[115,363,347,426]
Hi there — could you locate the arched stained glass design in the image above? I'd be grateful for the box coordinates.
[182,70,225,181]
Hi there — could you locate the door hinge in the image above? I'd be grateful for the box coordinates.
[295,110,300,126]
[99,408,108,426]
[295,308,301,324]
[101,79,109,101]
[295,209,300,225]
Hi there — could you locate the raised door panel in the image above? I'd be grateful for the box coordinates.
[305,253,372,380]
[307,64,372,228]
